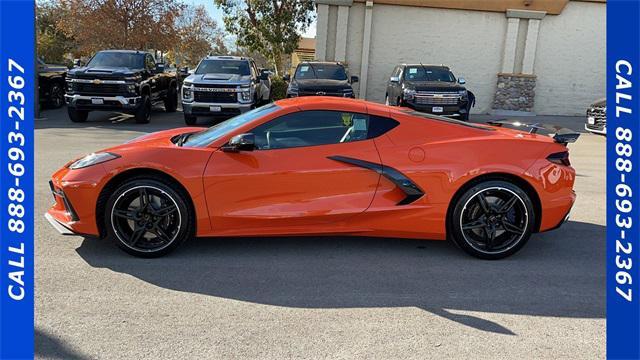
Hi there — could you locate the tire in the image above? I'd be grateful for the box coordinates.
[49,83,65,109]
[67,107,88,122]
[450,180,535,259]
[105,177,194,258]
[135,95,151,124]
[460,112,470,121]
[164,84,178,112]
[184,114,197,125]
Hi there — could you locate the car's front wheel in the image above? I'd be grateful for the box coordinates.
[67,107,88,122]
[105,177,194,257]
[450,180,535,259]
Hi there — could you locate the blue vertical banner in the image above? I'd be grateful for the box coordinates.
[0,0,35,359]
[607,0,640,359]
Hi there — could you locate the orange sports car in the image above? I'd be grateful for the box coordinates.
[46,97,578,259]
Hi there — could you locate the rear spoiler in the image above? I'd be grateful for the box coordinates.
[486,120,580,145]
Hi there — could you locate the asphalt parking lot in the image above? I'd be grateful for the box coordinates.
[35,106,605,359]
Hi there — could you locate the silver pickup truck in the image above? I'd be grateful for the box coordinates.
[181,56,271,125]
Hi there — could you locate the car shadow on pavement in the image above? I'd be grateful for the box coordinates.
[75,220,604,336]
[35,327,91,360]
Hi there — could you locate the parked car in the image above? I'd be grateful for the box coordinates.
[46,97,579,260]
[181,56,271,125]
[285,61,358,98]
[65,50,179,123]
[585,98,606,135]
[385,64,470,120]
[38,58,67,109]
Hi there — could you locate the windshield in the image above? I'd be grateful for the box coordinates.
[295,64,347,80]
[195,60,251,75]
[183,104,281,147]
[404,66,455,82]
[86,52,144,68]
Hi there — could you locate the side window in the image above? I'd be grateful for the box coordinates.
[145,54,155,70]
[368,115,399,138]
[251,110,370,150]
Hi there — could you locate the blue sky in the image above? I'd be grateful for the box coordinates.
[187,0,317,40]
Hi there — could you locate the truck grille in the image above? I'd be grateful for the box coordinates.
[194,91,237,103]
[72,83,126,95]
[586,106,606,131]
[414,92,460,105]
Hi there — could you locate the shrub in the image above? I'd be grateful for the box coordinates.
[270,76,288,100]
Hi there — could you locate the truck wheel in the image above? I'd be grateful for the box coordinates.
[184,114,197,125]
[460,112,470,121]
[164,85,178,113]
[68,107,88,122]
[49,83,65,109]
[135,95,151,124]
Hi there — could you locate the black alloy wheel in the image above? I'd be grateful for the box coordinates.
[106,178,193,257]
[49,83,65,108]
[135,95,151,124]
[451,181,535,259]
[164,85,178,112]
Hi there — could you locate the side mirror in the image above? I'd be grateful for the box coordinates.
[283,74,291,82]
[390,76,400,83]
[458,77,466,85]
[73,59,81,67]
[222,133,255,152]
[260,70,270,81]
[350,75,359,83]
[155,63,165,74]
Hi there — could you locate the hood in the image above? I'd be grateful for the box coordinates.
[186,73,251,85]
[293,79,352,92]
[102,128,203,154]
[590,98,606,107]
[404,81,465,92]
[68,66,142,78]
[39,64,67,73]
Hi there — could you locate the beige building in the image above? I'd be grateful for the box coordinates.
[314,0,605,115]
[289,37,316,76]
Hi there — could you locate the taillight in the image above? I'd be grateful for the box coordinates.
[547,151,571,166]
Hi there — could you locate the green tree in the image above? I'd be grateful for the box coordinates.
[214,0,315,75]
[37,1,75,63]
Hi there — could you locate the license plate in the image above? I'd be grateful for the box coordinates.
[432,106,444,113]
[587,116,595,125]
[91,98,104,105]
[210,106,221,112]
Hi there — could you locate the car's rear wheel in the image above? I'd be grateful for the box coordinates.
[49,83,65,109]
[450,180,535,259]
[105,177,194,257]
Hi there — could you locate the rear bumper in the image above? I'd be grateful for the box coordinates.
[65,94,142,111]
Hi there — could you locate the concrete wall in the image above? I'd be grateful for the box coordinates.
[533,1,606,115]
[318,1,605,116]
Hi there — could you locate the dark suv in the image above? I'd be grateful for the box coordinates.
[285,62,358,98]
[65,50,178,123]
[385,64,469,120]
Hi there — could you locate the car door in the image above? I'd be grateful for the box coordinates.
[145,54,160,100]
[202,106,383,233]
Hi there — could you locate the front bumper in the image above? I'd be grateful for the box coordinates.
[45,212,75,235]
[182,101,252,116]
[65,94,142,111]
[585,124,607,136]
[404,102,468,117]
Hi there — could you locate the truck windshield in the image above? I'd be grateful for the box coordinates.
[182,104,281,147]
[195,60,251,75]
[295,64,347,80]
[404,66,455,82]
[86,52,144,69]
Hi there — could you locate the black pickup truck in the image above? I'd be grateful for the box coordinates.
[38,58,67,109]
[65,50,178,123]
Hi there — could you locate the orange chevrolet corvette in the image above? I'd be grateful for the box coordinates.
[46,97,579,259]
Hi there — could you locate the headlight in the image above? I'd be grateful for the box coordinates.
[239,86,252,102]
[69,152,120,169]
[458,90,468,96]
[287,84,299,97]
[342,88,354,97]
[403,88,416,100]
[182,84,193,100]
[127,84,136,92]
